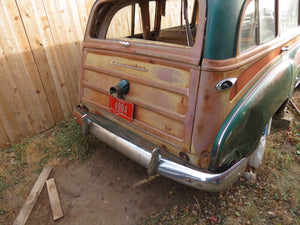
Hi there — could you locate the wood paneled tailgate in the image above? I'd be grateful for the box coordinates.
[80,49,200,151]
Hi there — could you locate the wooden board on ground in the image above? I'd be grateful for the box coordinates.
[13,167,52,225]
[46,178,64,221]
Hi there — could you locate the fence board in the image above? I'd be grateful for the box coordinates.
[0,4,35,137]
[0,118,9,146]
[1,0,55,134]
[43,0,79,107]
[3,0,55,131]
[17,0,73,121]
[86,0,96,13]
[0,0,95,146]
[0,42,23,141]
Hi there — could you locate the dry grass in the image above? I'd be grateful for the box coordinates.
[0,119,99,221]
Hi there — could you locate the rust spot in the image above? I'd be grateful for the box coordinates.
[165,125,172,132]
[14,16,18,20]
[179,152,189,161]
[197,123,203,134]
[205,93,209,100]
[198,156,210,168]
[200,149,210,157]
[25,13,30,18]
[178,97,187,114]
[36,90,40,94]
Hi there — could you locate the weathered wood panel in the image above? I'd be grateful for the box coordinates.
[0,0,95,146]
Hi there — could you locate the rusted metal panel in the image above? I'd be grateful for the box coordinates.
[81,49,200,151]
[84,52,192,88]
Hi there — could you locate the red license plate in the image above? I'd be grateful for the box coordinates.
[109,95,134,121]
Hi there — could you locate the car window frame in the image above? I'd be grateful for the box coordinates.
[237,0,278,54]
[84,0,206,65]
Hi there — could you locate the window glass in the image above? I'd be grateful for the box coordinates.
[239,0,276,52]
[239,1,257,52]
[259,0,275,43]
[279,0,299,34]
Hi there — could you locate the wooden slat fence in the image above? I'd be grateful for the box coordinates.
[0,0,95,146]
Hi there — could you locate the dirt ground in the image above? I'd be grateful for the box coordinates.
[26,143,205,225]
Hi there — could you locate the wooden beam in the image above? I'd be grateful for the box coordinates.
[13,167,52,225]
[46,178,64,221]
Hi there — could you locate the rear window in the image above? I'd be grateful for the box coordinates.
[91,0,198,47]
[239,0,276,52]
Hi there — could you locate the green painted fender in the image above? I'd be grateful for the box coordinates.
[209,58,294,172]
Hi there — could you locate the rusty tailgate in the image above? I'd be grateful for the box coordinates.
[80,48,200,153]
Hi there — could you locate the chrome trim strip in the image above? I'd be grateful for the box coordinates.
[112,61,148,72]
[75,110,247,192]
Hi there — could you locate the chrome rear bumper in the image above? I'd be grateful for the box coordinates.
[74,108,247,192]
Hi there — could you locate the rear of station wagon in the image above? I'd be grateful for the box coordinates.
[74,0,300,191]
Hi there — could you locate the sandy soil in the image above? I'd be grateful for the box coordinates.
[26,143,207,225]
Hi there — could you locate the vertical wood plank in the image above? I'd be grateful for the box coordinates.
[64,0,86,103]
[74,0,89,36]
[0,38,22,142]
[1,0,55,133]
[0,4,34,137]
[42,0,79,108]
[0,118,9,146]
[16,0,73,122]
[0,83,20,143]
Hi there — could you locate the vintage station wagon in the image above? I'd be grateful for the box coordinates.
[74,0,300,191]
